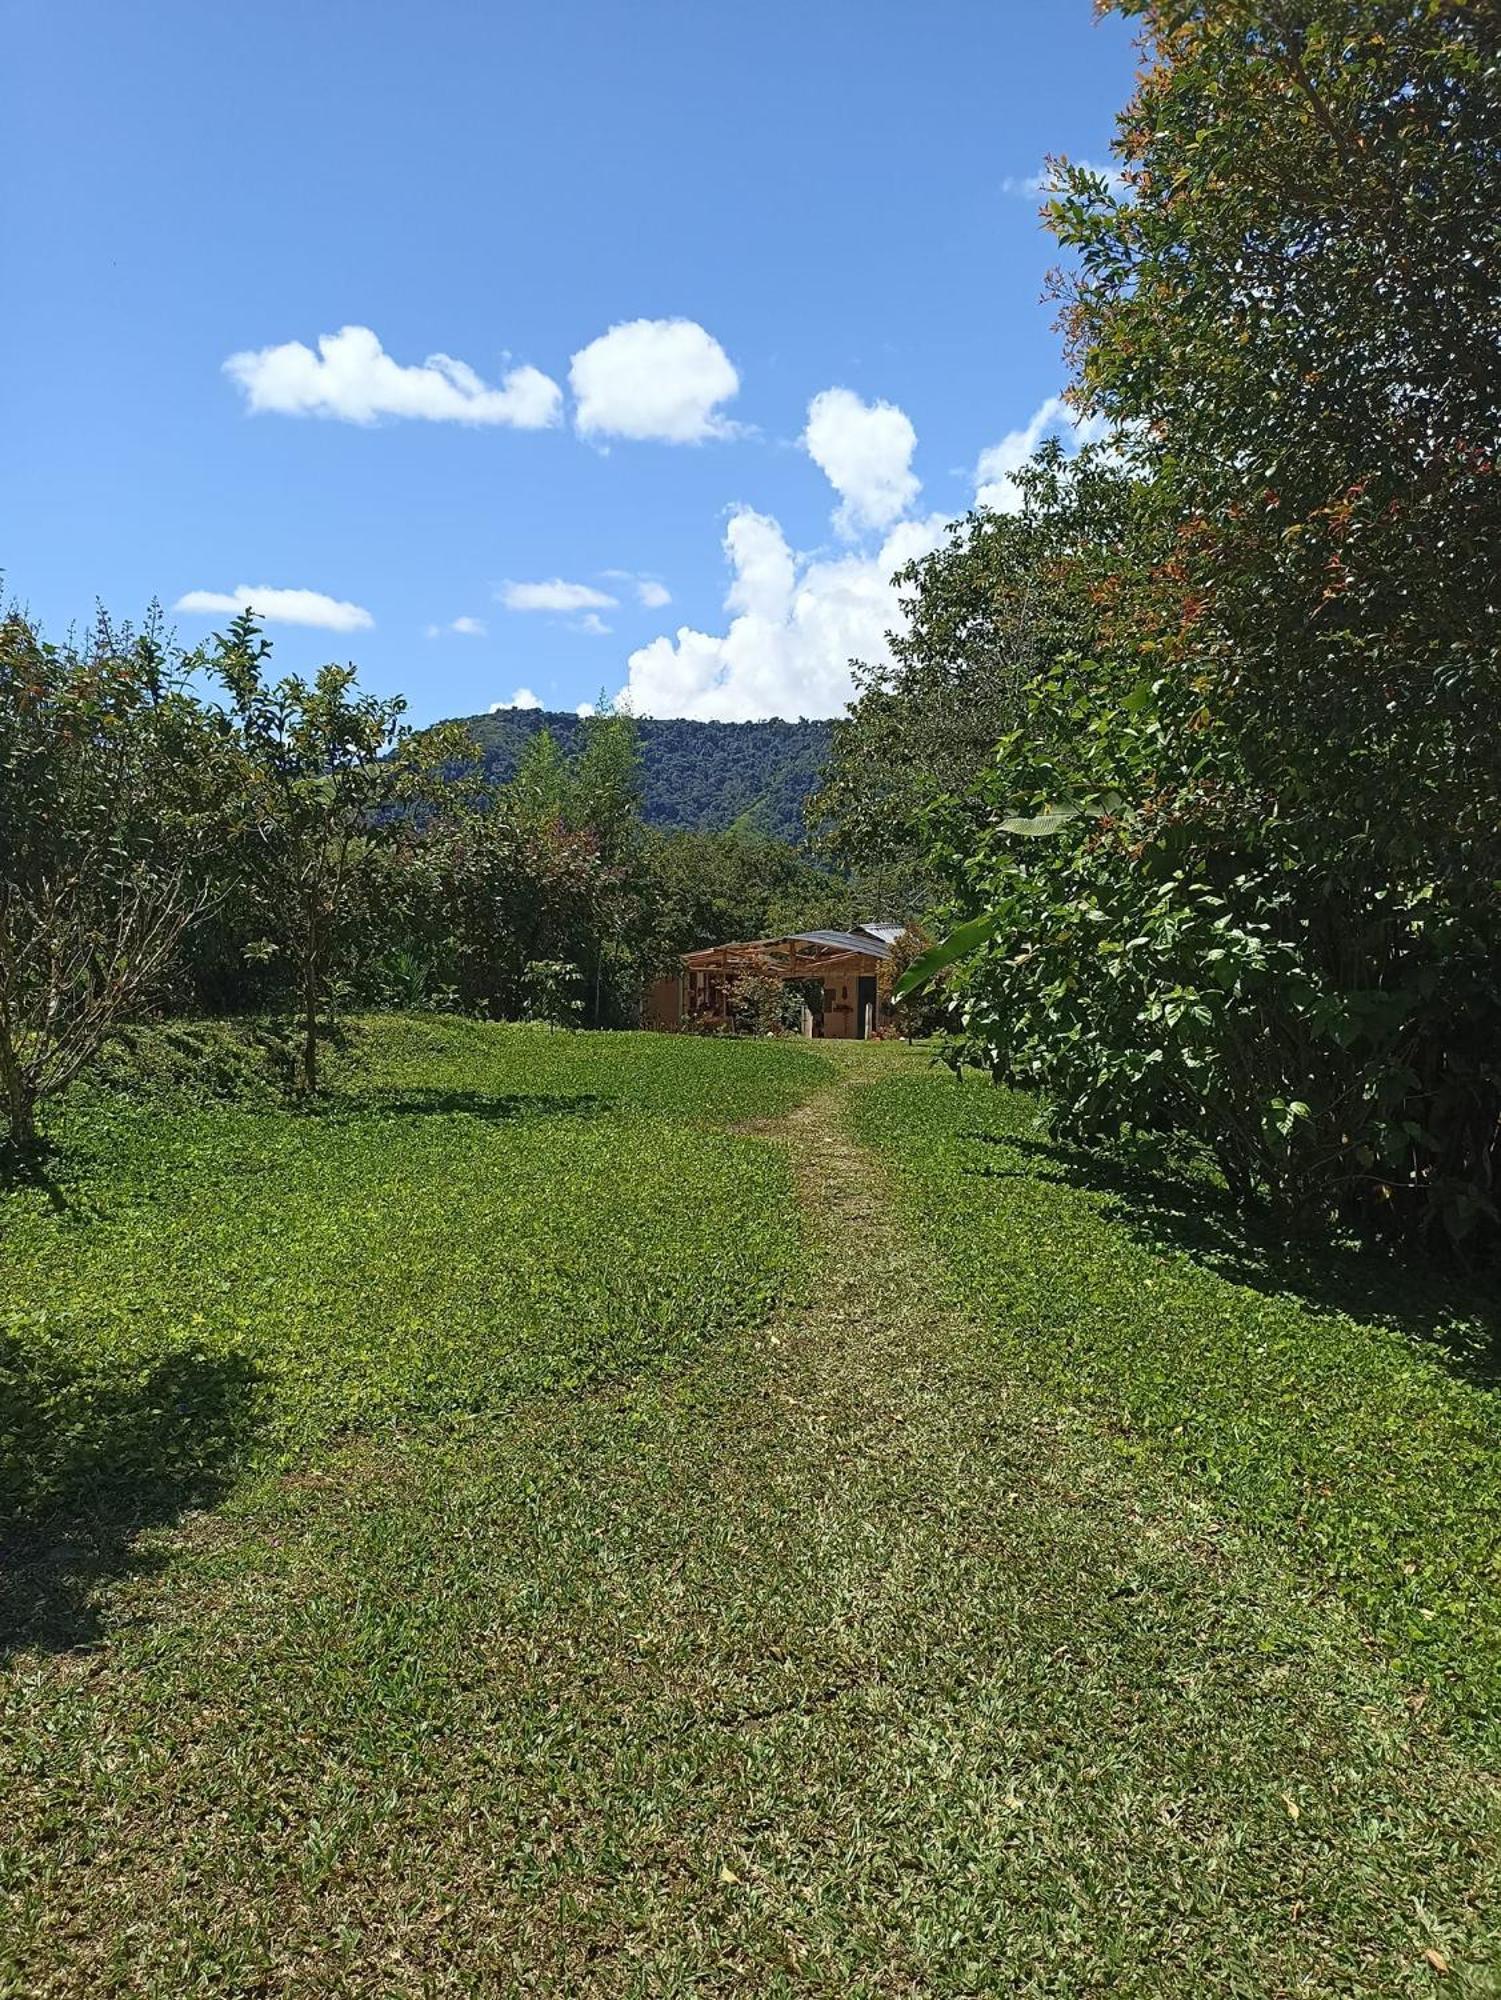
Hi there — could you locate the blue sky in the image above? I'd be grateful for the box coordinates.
[5,0,1136,725]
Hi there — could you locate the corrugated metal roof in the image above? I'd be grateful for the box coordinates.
[857,923,904,947]
[792,929,893,960]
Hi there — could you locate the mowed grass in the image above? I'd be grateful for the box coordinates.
[2,1045,1499,1995]
[851,1065,1501,1740]
[2,1017,831,1552]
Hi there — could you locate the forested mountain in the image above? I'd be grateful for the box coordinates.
[451,708,832,842]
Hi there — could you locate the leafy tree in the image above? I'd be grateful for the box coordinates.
[508,727,572,826]
[0,608,226,1151]
[571,701,645,866]
[403,805,612,1021]
[908,0,1501,1242]
[570,704,647,1024]
[815,446,1147,869]
[208,612,474,1095]
[641,827,884,963]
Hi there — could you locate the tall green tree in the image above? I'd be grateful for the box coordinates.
[816,443,1156,869]
[0,609,227,1151]
[909,0,1501,1241]
[209,613,474,1094]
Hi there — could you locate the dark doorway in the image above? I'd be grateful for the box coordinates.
[857,974,877,1040]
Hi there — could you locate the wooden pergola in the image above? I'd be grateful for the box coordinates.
[665,927,895,1040]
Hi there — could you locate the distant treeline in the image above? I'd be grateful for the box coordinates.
[454,708,832,843]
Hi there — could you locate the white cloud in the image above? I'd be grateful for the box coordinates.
[604,570,675,608]
[490,688,543,712]
[427,614,487,638]
[619,385,1110,720]
[576,612,612,637]
[501,578,619,614]
[174,585,374,632]
[575,701,597,718]
[569,318,740,443]
[974,394,1107,512]
[1002,158,1129,198]
[803,387,920,538]
[224,324,562,429]
[622,506,947,722]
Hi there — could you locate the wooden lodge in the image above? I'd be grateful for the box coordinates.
[645,925,902,1040]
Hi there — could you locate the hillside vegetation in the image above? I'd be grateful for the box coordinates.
[453,707,832,841]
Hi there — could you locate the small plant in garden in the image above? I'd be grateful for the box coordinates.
[521,958,584,1029]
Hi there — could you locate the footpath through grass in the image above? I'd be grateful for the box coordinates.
[2,1031,1499,1993]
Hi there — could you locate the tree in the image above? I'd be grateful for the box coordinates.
[402,804,611,1021]
[0,608,225,1152]
[209,613,474,1095]
[814,444,1152,871]
[908,0,1501,1242]
[570,702,646,1025]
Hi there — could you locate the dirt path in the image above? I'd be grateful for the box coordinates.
[4,1055,1496,1995]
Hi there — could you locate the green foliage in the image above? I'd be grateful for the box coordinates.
[0,606,231,1148]
[0,1016,830,1517]
[86,1017,299,1108]
[400,805,617,1021]
[206,613,477,1092]
[908,3,1501,1244]
[453,705,832,841]
[815,451,1145,871]
[520,958,584,1028]
[854,1066,1501,1734]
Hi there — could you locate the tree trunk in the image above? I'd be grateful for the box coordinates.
[300,924,321,1097]
[0,1019,38,1153]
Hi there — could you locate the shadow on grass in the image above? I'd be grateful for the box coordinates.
[0,1338,262,1661]
[364,1088,610,1123]
[0,1142,69,1213]
[960,1127,1501,1388]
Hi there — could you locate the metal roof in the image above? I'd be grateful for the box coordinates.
[856,923,904,947]
[792,929,893,960]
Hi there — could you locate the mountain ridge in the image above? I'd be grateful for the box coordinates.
[447,707,833,843]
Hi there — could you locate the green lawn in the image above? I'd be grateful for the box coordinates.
[2,1018,830,1640]
[852,1065,1501,1740]
[2,1025,1499,1993]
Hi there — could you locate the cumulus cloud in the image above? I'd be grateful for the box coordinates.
[621,506,947,722]
[803,387,920,538]
[490,688,543,712]
[576,612,612,637]
[224,325,562,428]
[575,701,597,718]
[604,570,674,608]
[569,318,740,443]
[174,585,374,632]
[619,384,1111,720]
[974,394,1107,512]
[427,614,487,638]
[501,578,618,614]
